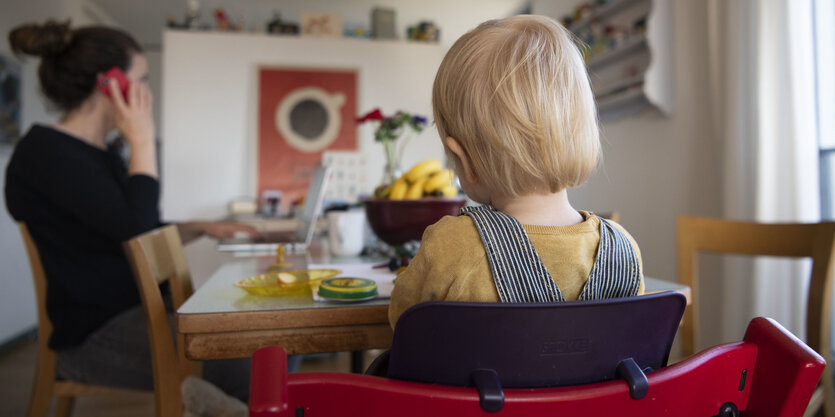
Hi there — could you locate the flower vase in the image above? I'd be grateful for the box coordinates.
[382,162,402,186]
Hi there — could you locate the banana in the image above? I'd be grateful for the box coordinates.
[389,177,408,200]
[423,169,454,193]
[439,184,459,198]
[374,183,391,198]
[405,178,428,199]
[404,159,443,183]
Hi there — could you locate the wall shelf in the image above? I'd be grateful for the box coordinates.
[586,35,647,69]
[568,0,644,32]
[564,0,673,122]
[594,73,644,98]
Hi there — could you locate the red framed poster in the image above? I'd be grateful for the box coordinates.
[257,67,357,207]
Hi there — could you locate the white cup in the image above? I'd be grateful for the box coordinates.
[327,210,366,257]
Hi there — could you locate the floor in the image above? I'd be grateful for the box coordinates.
[0,336,381,416]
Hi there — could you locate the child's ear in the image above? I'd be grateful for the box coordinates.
[443,136,478,184]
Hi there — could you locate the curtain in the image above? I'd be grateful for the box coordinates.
[707,0,819,344]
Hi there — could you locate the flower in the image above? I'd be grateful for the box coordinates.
[356,108,385,123]
[357,108,428,182]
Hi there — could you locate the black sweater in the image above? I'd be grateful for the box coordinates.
[5,125,160,349]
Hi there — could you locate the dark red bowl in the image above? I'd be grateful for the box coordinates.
[364,198,468,245]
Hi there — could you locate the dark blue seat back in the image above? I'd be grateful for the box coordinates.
[387,292,686,388]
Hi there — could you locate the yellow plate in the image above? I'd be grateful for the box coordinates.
[233,269,342,295]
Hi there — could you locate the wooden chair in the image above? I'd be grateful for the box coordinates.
[19,223,127,417]
[596,211,621,222]
[123,225,198,417]
[677,216,835,417]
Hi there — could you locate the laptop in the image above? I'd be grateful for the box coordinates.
[217,165,332,252]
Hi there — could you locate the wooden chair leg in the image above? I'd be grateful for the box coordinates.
[805,387,823,417]
[28,350,56,417]
[54,396,75,417]
[823,364,835,417]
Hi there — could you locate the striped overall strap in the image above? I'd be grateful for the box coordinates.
[577,217,642,300]
[461,205,564,303]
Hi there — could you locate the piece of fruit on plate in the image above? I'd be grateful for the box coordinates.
[234,269,342,295]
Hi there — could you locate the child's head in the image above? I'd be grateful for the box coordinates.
[433,15,599,200]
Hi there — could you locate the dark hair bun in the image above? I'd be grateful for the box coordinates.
[6,20,140,112]
[9,20,72,57]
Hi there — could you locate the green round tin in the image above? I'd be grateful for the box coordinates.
[318,277,378,301]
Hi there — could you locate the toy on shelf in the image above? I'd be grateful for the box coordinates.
[407,21,440,42]
[166,0,204,30]
[267,12,299,35]
[213,8,240,32]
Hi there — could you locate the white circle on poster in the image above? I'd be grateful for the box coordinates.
[275,87,345,153]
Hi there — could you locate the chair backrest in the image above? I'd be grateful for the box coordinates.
[387,292,686,390]
[676,216,835,359]
[123,224,195,417]
[596,211,620,222]
[677,216,835,416]
[250,317,826,417]
[19,223,54,362]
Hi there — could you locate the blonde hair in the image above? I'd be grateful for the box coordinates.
[432,15,599,197]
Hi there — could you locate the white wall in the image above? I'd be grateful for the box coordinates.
[161,31,446,219]
[0,0,119,344]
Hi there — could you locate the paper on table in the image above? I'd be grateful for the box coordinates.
[308,263,396,299]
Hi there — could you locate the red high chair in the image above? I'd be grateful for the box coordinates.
[250,295,824,416]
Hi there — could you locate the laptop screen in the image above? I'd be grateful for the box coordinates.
[294,165,332,245]
[216,165,331,252]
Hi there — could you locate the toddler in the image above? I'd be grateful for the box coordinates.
[389,15,644,327]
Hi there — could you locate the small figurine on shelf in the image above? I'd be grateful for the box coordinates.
[267,12,299,35]
[166,14,185,29]
[633,16,647,36]
[213,8,240,32]
[165,0,203,30]
[344,25,371,39]
[185,0,201,30]
[406,21,440,42]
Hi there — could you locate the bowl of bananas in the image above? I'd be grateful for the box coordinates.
[365,159,467,245]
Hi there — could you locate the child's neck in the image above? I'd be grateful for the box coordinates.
[491,189,583,227]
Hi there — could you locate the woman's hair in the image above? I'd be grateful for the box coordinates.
[8,20,142,112]
[432,15,600,197]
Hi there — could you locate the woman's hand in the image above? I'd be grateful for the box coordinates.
[177,221,264,244]
[201,222,263,240]
[109,78,158,177]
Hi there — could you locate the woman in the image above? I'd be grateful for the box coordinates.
[5,20,254,400]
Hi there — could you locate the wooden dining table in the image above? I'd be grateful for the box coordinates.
[176,241,691,367]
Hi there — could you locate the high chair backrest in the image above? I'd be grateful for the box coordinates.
[677,216,835,416]
[123,224,196,417]
[388,292,685,395]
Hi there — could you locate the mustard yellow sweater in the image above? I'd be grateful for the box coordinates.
[388,211,644,328]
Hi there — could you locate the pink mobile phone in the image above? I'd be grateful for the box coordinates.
[97,67,130,101]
